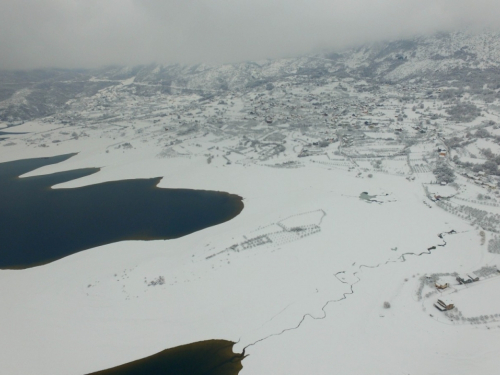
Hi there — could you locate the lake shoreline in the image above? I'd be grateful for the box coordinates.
[0,154,244,269]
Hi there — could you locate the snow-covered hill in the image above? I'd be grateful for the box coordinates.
[2,29,500,375]
[3,30,500,123]
[332,30,500,81]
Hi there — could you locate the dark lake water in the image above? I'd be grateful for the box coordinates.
[88,340,244,375]
[0,131,27,135]
[0,154,244,269]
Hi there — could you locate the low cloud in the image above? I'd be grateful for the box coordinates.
[0,0,499,70]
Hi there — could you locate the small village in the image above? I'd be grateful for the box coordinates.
[417,266,500,326]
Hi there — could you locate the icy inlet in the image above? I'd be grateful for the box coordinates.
[0,154,243,269]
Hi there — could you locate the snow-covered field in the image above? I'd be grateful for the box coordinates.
[0,123,498,375]
[3,30,500,374]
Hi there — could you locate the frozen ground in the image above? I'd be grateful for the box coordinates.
[0,124,498,375]
[2,30,500,374]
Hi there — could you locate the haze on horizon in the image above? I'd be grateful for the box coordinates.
[0,0,499,71]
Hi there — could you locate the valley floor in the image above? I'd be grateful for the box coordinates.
[2,62,500,373]
[0,128,498,374]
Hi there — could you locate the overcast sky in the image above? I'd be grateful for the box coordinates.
[0,0,498,70]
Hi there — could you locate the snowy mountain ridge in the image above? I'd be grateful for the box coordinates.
[3,30,500,123]
[109,29,500,88]
[334,30,500,81]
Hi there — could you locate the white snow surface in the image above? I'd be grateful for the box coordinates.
[0,136,498,375]
[3,34,500,373]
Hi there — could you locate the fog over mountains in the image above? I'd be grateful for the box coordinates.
[2,30,500,122]
[1,0,499,69]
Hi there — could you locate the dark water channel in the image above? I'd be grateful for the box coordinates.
[88,340,245,375]
[0,131,27,135]
[0,154,244,269]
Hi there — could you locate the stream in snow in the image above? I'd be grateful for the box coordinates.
[0,154,244,269]
[88,340,244,375]
[0,131,27,136]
